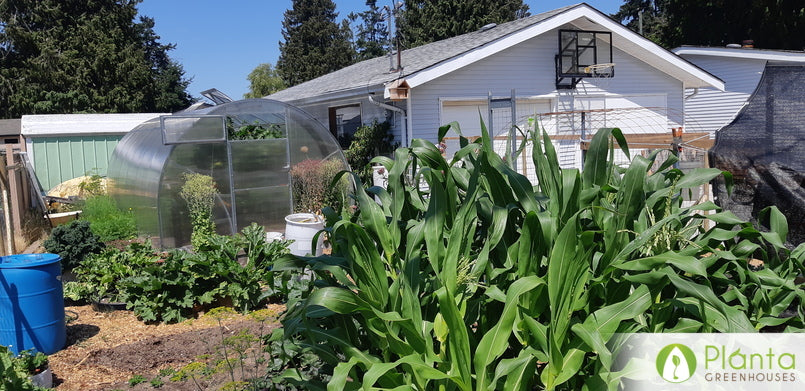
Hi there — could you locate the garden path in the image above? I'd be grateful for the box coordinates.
[49,304,283,390]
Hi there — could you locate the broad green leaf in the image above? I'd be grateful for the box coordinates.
[616,252,708,277]
[668,273,755,332]
[547,215,590,371]
[435,287,472,391]
[675,168,723,189]
[491,352,537,391]
[583,127,614,188]
[475,276,546,389]
[572,285,652,368]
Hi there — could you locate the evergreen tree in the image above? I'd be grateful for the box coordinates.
[349,0,389,61]
[616,0,805,50]
[277,0,355,87]
[612,0,669,45]
[0,0,192,119]
[660,0,805,50]
[244,63,286,98]
[397,0,530,48]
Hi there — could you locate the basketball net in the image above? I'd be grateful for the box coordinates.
[583,63,615,90]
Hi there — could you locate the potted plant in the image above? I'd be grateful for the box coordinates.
[0,347,51,389]
[287,157,349,256]
[17,350,50,388]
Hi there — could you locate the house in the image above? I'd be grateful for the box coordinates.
[268,2,724,176]
[673,45,805,245]
[673,45,805,134]
[21,113,167,191]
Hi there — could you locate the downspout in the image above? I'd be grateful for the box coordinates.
[684,87,699,100]
[368,94,407,147]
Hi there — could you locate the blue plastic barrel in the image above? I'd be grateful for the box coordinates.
[0,253,66,354]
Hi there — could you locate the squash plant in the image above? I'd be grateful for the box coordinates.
[275,123,805,390]
[120,223,293,323]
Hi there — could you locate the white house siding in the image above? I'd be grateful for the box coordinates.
[410,26,685,145]
[288,95,402,145]
[678,54,766,134]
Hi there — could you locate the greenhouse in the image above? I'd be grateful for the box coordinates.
[107,99,348,248]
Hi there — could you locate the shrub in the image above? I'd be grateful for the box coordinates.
[43,220,104,269]
[179,173,218,248]
[79,195,137,242]
[344,120,396,184]
[290,158,348,213]
[276,124,805,390]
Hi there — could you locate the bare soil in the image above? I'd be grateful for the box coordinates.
[50,304,283,390]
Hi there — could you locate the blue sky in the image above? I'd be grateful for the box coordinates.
[137,1,624,101]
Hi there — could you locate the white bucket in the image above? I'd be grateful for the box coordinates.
[284,213,324,256]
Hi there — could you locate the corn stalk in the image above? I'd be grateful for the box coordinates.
[274,121,805,390]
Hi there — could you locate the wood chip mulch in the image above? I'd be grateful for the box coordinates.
[50,304,284,390]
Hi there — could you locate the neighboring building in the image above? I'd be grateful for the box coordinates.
[21,113,166,191]
[268,3,723,174]
[0,119,22,145]
[673,46,805,134]
[674,45,805,245]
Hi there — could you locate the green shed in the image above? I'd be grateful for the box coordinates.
[21,113,167,191]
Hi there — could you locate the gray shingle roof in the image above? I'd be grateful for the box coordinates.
[267,4,581,102]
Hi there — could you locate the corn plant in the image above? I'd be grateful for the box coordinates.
[274,122,805,390]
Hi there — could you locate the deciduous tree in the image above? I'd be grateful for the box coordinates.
[244,63,285,98]
[612,0,668,45]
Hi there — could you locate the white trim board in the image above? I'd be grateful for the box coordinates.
[673,46,805,63]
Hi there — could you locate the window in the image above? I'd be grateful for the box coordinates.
[328,104,362,148]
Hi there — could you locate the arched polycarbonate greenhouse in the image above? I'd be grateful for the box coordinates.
[107,99,348,248]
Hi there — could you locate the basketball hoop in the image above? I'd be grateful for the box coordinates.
[583,63,615,78]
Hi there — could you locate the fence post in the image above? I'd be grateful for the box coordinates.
[6,144,23,249]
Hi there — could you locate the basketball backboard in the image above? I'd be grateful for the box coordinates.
[555,29,613,89]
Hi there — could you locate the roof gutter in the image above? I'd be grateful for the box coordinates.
[368,94,407,147]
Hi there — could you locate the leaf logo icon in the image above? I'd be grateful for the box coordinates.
[656,344,697,383]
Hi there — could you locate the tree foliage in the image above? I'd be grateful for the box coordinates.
[244,63,286,98]
[0,0,192,119]
[348,0,389,61]
[615,0,805,50]
[276,0,354,87]
[612,0,669,45]
[397,0,530,48]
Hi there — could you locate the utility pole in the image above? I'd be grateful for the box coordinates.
[385,2,403,72]
[638,10,644,35]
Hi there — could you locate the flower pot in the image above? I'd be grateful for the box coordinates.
[284,213,324,256]
[30,367,52,388]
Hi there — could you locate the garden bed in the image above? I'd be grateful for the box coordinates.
[49,304,283,390]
